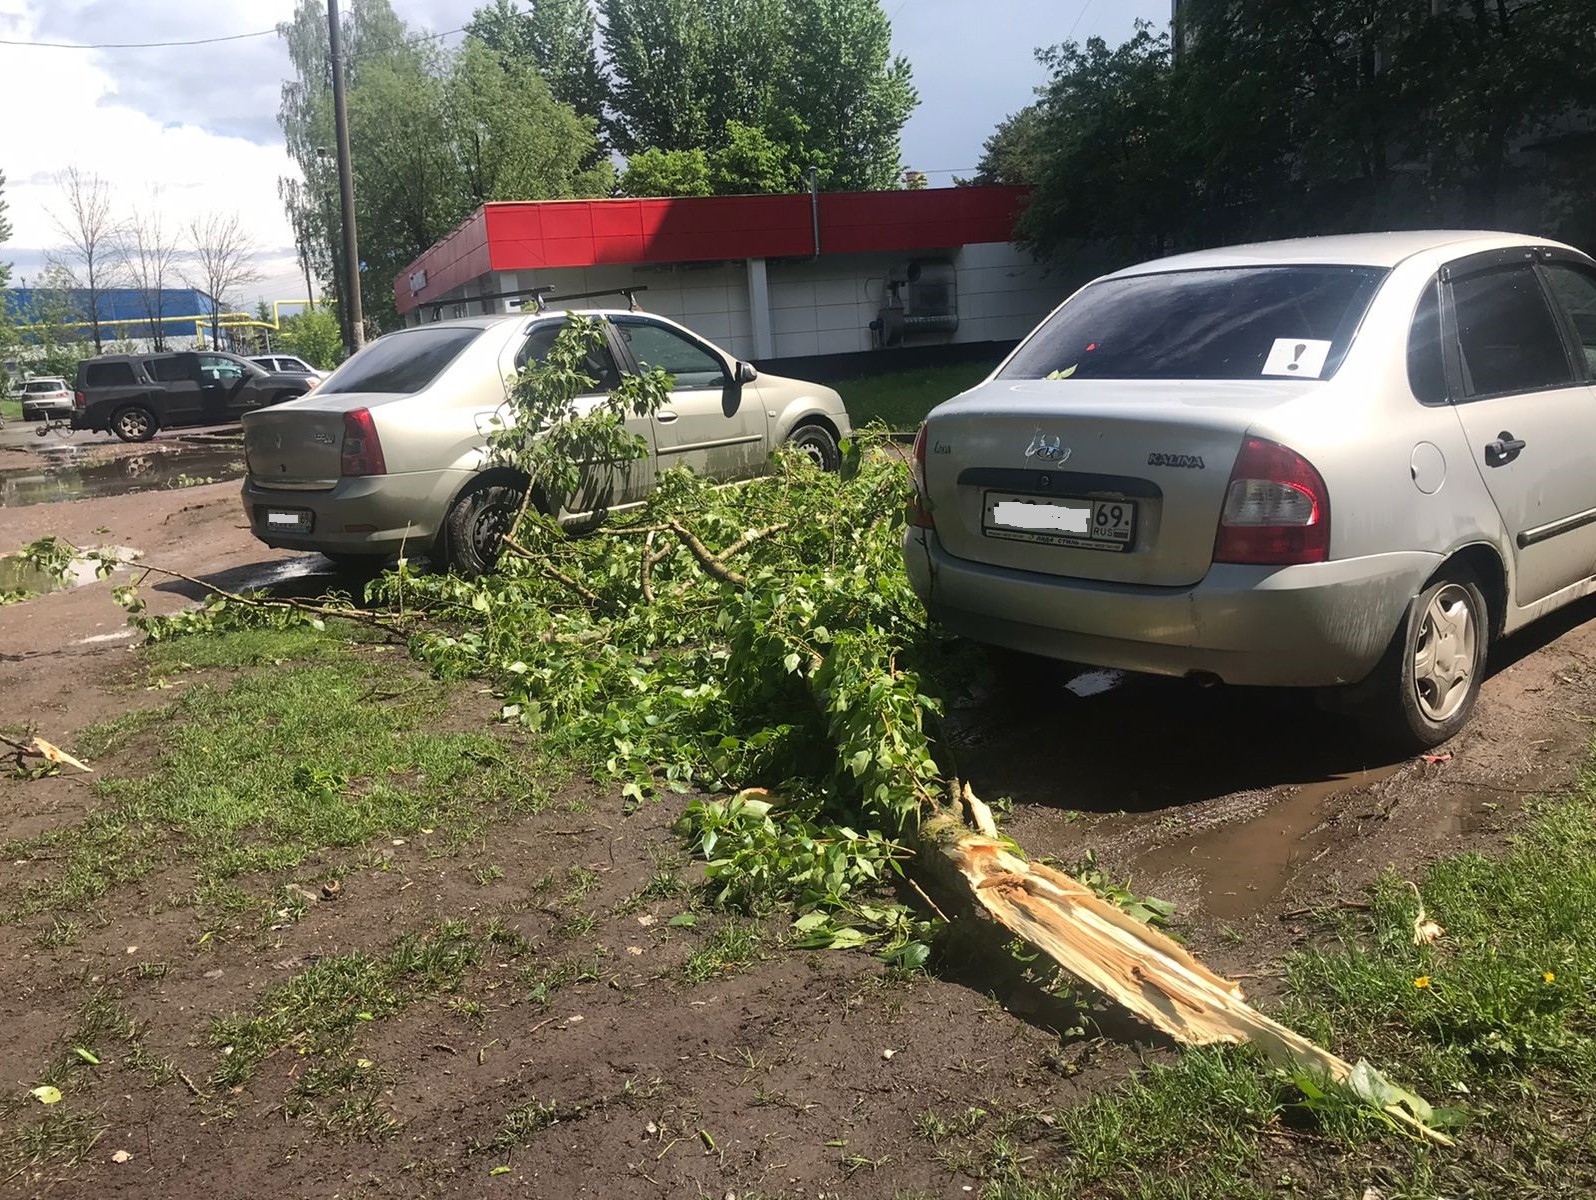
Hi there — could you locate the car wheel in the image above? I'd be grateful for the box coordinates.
[1355,570,1488,751]
[111,405,157,443]
[442,482,524,578]
[785,423,841,471]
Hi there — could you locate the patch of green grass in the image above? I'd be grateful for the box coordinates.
[996,779,1596,1198]
[2,640,545,923]
[490,1099,562,1148]
[833,360,998,431]
[209,920,489,1087]
[0,1111,104,1177]
[684,919,762,983]
[143,624,362,673]
[519,947,610,1004]
[0,397,21,422]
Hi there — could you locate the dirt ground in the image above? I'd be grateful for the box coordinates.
[3,467,1595,1198]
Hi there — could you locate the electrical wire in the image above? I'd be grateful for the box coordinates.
[0,24,467,51]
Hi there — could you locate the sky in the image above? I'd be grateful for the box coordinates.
[0,0,1169,310]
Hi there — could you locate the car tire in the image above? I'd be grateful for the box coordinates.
[1353,569,1489,752]
[442,482,524,578]
[111,405,158,443]
[786,423,841,472]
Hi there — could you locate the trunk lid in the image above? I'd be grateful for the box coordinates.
[242,393,407,490]
[923,378,1312,587]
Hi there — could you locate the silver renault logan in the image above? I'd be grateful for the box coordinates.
[904,231,1596,749]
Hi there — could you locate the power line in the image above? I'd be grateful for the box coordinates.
[0,23,467,52]
[0,29,276,50]
[1066,0,1099,41]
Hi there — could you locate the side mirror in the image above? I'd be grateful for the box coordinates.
[735,360,758,385]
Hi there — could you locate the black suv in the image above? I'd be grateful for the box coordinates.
[73,351,313,443]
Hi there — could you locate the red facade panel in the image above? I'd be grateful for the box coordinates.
[396,187,1028,314]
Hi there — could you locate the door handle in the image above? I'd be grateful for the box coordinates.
[655,409,679,424]
[1484,431,1526,467]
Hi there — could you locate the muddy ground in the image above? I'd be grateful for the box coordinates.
[2,454,1595,1198]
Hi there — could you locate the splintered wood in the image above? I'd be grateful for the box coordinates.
[922,792,1451,1146]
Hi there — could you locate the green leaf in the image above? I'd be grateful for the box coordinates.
[667,913,697,927]
[490,1165,511,1176]
[792,911,830,933]
[30,1086,62,1105]
[356,1011,375,1022]
[72,1047,101,1065]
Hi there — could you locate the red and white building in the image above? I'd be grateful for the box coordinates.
[395,185,1065,368]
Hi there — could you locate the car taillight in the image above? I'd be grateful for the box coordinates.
[907,422,935,529]
[73,391,86,409]
[1213,437,1329,565]
[341,408,386,477]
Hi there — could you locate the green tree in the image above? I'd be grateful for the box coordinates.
[710,120,801,194]
[964,104,1045,186]
[0,169,15,393]
[466,0,609,135]
[276,1,609,332]
[278,307,344,370]
[619,148,713,197]
[444,37,614,207]
[0,167,12,291]
[782,0,917,191]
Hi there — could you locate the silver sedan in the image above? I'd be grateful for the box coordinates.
[242,309,851,576]
[904,231,1596,749]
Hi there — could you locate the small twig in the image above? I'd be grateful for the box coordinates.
[640,530,656,604]
[129,560,405,635]
[176,1070,208,1099]
[502,535,605,607]
[668,519,749,588]
[909,877,951,924]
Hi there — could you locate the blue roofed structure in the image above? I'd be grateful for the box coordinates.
[2,286,244,345]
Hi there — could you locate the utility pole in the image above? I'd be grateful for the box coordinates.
[328,0,365,353]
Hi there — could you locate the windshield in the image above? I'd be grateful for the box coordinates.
[317,326,480,395]
[1000,265,1387,382]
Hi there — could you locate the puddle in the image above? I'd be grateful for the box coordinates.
[0,546,142,596]
[1128,762,1404,922]
[0,444,245,507]
[1064,669,1124,698]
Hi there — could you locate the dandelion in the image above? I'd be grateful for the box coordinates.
[1413,975,1431,989]
[1543,970,1556,984]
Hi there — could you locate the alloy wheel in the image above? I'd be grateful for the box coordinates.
[1412,583,1477,723]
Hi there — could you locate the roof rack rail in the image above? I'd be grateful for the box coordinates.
[423,284,648,318]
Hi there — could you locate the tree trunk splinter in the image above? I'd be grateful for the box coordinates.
[916,788,1452,1147]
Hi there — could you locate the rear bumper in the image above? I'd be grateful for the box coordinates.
[242,469,471,555]
[903,528,1439,687]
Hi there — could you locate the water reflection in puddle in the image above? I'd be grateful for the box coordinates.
[0,443,245,508]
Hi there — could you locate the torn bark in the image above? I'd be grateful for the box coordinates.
[913,797,1452,1147]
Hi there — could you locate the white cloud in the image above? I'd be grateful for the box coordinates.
[0,0,304,307]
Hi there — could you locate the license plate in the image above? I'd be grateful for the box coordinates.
[264,509,313,534]
[982,492,1136,552]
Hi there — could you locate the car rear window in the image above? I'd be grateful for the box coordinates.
[25,380,60,393]
[318,327,480,395]
[85,363,137,388]
[1000,265,1388,382]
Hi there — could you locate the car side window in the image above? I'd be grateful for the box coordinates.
[514,323,622,392]
[199,354,245,382]
[1448,265,1575,398]
[1407,276,1446,404]
[613,319,726,389]
[1541,262,1596,377]
[145,355,195,383]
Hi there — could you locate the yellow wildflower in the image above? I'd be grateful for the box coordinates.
[1543,971,1556,984]
[1413,975,1431,989]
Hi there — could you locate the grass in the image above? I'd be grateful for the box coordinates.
[684,919,762,983]
[209,919,491,1088]
[981,777,1596,1198]
[2,627,548,925]
[0,397,22,422]
[833,359,999,431]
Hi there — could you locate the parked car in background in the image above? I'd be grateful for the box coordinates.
[250,354,324,384]
[241,309,851,575]
[905,231,1596,750]
[73,351,313,442]
[19,377,73,421]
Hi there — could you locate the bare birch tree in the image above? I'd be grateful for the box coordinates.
[49,167,121,353]
[115,195,180,351]
[183,211,261,349]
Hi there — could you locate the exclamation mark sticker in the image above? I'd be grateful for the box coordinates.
[1286,343,1307,371]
